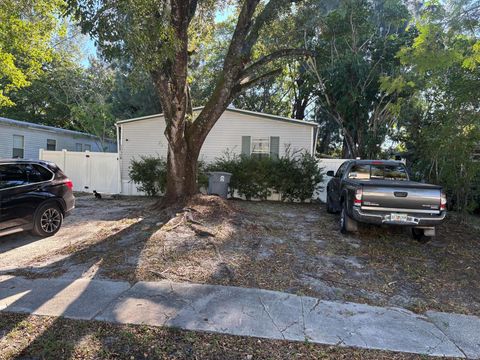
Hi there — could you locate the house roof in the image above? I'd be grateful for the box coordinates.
[116,107,319,127]
[0,116,104,139]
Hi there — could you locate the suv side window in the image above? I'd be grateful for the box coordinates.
[0,164,28,190]
[335,161,350,178]
[32,164,53,181]
[26,164,53,183]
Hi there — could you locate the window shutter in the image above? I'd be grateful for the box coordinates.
[241,136,251,156]
[270,136,280,159]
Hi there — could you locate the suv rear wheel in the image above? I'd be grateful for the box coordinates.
[32,202,63,237]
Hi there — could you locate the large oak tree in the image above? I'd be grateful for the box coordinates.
[68,0,311,204]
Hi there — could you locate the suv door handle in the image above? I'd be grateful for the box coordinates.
[394,191,408,197]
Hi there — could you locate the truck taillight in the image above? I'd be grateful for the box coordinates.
[64,179,73,190]
[440,191,447,211]
[354,188,363,206]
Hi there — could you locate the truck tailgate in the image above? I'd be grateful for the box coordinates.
[359,180,442,212]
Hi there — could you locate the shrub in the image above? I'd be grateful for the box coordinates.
[208,150,324,202]
[129,156,167,196]
[129,152,324,202]
[129,156,210,197]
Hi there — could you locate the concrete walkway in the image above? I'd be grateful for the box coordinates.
[0,275,478,358]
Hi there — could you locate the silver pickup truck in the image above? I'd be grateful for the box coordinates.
[325,160,447,242]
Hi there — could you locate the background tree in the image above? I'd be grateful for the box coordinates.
[308,0,414,158]
[394,0,480,213]
[0,0,65,107]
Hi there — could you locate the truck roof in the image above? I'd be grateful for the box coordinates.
[347,159,404,166]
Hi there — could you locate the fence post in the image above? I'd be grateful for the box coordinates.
[39,148,44,160]
[62,149,67,171]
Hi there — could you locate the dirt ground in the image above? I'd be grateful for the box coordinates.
[1,194,479,316]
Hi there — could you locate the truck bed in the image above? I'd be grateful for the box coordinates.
[356,180,442,213]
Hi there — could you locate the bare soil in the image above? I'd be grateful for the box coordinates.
[2,194,479,315]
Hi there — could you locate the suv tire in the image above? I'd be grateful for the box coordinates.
[32,202,63,237]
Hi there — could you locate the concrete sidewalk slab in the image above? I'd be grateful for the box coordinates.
[426,311,480,359]
[302,297,463,357]
[96,281,306,340]
[0,276,478,358]
[96,280,466,358]
[0,275,130,320]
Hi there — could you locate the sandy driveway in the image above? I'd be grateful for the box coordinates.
[0,194,147,272]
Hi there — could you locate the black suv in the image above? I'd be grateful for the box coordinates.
[0,160,75,237]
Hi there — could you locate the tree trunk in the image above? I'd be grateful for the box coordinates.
[153,0,308,205]
[164,138,199,205]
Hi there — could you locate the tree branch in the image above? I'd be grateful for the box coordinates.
[243,0,296,54]
[241,48,313,78]
[237,68,283,92]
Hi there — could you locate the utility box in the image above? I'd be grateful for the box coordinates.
[207,172,232,198]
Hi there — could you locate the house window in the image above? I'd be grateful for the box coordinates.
[12,135,24,158]
[46,139,56,151]
[75,143,83,152]
[251,137,270,159]
[84,144,91,151]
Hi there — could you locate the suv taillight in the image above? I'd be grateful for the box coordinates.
[440,191,447,211]
[64,179,73,190]
[354,188,363,206]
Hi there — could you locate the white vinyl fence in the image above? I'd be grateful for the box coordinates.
[314,158,350,203]
[39,149,120,194]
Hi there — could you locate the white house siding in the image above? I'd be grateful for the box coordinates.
[0,120,117,160]
[119,117,167,181]
[200,111,314,162]
[118,109,316,195]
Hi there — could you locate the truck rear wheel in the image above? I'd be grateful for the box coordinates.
[340,202,358,234]
[412,228,433,243]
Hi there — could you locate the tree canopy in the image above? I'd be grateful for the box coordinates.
[0,0,66,107]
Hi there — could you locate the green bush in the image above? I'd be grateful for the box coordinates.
[129,156,167,196]
[208,150,324,202]
[129,152,324,202]
[129,156,211,197]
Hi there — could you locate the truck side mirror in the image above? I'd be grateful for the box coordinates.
[326,170,335,177]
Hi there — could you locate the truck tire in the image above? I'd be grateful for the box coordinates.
[326,194,335,213]
[340,202,358,234]
[32,202,63,237]
[412,228,432,244]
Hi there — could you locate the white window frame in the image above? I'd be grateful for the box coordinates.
[251,137,270,156]
[12,135,25,158]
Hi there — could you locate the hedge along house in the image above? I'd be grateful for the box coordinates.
[0,117,117,160]
[117,107,319,195]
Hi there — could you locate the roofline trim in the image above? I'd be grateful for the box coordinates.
[116,107,318,127]
[0,117,116,142]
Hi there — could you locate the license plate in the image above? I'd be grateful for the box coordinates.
[391,213,408,222]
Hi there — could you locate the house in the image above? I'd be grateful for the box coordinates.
[0,117,117,160]
[117,107,318,195]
